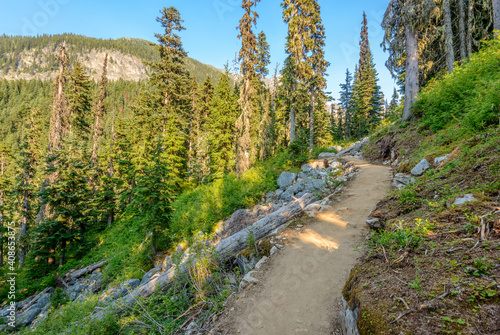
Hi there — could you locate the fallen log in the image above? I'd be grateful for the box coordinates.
[216,193,316,259]
[65,260,107,280]
[91,193,315,319]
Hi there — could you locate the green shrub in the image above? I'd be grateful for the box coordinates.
[415,38,500,131]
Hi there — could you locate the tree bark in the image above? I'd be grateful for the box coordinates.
[494,0,500,33]
[309,88,315,152]
[18,187,29,268]
[444,0,455,72]
[402,26,419,123]
[216,193,316,258]
[468,0,474,58]
[459,0,467,59]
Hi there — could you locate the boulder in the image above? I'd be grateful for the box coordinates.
[239,271,259,290]
[290,179,306,194]
[67,283,87,301]
[301,164,314,173]
[411,159,431,176]
[270,246,279,256]
[280,188,295,202]
[236,253,259,274]
[163,255,172,270]
[304,179,326,193]
[254,256,268,270]
[392,173,415,189]
[453,194,478,206]
[88,271,103,293]
[339,297,360,335]
[277,172,297,190]
[366,218,384,230]
[434,155,448,166]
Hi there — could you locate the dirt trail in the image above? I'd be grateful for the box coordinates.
[214,158,392,335]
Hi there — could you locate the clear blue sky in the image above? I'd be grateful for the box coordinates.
[0,0,397,101]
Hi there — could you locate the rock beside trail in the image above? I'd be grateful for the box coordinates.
[434,155,448,166]
[366,218,384,230]
[393,173,415,189]
[411,159,431,176]
[452,194,478,206]
[277,172,297,190]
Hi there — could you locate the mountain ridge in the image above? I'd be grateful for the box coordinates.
[0,33,225,83]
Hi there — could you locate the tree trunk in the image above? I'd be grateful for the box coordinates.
[309,88,315,152]
[494,0,500,32]
[402,26,419,123]
[107,125,115,227]
[18,188,29,268]
[468,0,474,58]
[444,0,455,72]
[459,0,467,59]
[0,156,4,267]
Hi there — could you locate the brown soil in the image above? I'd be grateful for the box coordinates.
[211,158,391,335]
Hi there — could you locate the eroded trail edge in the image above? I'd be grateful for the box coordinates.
[214,158,391,335]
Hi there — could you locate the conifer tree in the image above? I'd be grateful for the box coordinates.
[236,0,260,177]
[208,69,239,178]
[0,143,11,268]
[256,31,271,79]
[91,54,108,169]
[352,12,382,137]
[15,109,42,268]
[339,69,354,139]
[148,6,191,186]
[443,0,455,72]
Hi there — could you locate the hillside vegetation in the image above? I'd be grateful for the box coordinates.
[344,39,500,335]
[0,34,225,83]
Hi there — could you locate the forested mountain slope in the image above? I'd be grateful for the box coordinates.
[0,34,224,83]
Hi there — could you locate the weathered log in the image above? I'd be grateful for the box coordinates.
[65,260,107,280]
[91,193,314,319]
[216,193,316,259]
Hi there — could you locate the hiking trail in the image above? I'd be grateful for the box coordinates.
[212,157,392,335]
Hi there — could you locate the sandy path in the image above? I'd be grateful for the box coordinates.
[213,158,391,335]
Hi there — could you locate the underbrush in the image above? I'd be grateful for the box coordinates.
[347,38,500,334]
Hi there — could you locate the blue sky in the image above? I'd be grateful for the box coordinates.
[0,0,397,101]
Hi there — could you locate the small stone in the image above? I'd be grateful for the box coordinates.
[254,256,268,270]
[434,155,449,166]
[411,159,431,176]
[366,218,384,230]
[270,246,279,256]
[453,194,478,206]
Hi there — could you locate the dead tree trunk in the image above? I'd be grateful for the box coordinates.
[444,0,455,72]
[402,26,419,123]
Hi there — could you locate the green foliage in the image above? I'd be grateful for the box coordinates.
[369,219,436,252]
[170,151,293,240]
[50,288,69,308]
[415,38,500,131]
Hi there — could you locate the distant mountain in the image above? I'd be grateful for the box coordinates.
[0,33,225,83]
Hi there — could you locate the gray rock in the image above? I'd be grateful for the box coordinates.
[236,253,259,274]
[67,283,86,301]
[163,255,172,269]
[434,155,449,166]
[453,194,477,206]
[339,297,360,335]
[122,279,141,291]
[254,256,268,270]
[270,246,279,256]
[304,203,322,212]
[277,172,297,190]
[16,306,42,328]
[88,271,102,293]
[337,138,369,157]
[411,159,431,176]
[275,189,284,197]
[305,179,326,193]
[140,267,161,286]
[239,271,259,290]
[298,172,309,179]
[392,173,416,189]
[366,218,384,230]
[301,164,313,173]
[280,188,295,202]
[291,179,306,194]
